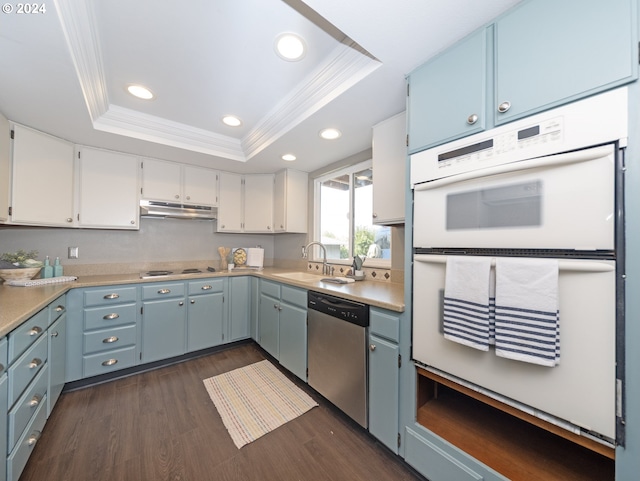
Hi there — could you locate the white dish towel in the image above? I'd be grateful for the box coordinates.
[494,257,560,367]
[443,256,493,351]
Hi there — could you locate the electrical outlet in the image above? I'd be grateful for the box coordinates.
[68,246,79,259]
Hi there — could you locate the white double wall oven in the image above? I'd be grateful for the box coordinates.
[410,88,628,447]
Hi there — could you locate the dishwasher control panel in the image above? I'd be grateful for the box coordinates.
[307,291,369,327]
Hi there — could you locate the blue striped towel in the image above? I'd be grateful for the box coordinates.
[494,258,560,367]
[443,256,493,351]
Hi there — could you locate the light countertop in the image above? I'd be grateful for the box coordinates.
[0,268,404,338]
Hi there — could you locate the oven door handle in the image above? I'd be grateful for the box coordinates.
[414,254,614,273]
[413,145,613,191]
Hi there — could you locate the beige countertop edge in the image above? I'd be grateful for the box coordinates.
[0,268,404,338]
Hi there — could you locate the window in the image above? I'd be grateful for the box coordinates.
[314,160,391,265]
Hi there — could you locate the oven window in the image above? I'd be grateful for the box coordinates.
[446,180,542,230]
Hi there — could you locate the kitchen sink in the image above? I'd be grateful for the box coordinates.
[272,272,322,282]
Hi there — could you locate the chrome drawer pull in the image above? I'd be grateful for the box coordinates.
[28,395,42,407]
[102,358,118,367]
[55,305,65,312]
[28,358,42,369]
[28,326,43,336]
[103,336,119,344]
[158,288,171,294]
[104,293,120,299]
[497,100,511,113]
[369,344,377,352]
[51,331,59,338]
[27,431,41,446]
[103,313,120,320]
[201,285,213,290]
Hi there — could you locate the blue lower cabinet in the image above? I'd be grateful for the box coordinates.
[368,333,399,453]
[278,299,307,381]
[0,373,7,481]
[141,297,186,363]
[187,291,224,352]
[47,314,66,417]
[6,396,47,481]
[82,346,137,378]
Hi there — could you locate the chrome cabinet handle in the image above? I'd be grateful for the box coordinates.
[103,336,119,344]
[55,305,65,313]
[27,431,41,446]
[130,220,135,224]
[66,218,73,223]
[28,358,42,369]
[372,213,378,219]
[28,395,42,407]
[102,359,118,367]
[103,313,120,320]
[190,299,195,304]
[179,301,184,306]
[158,288,171,294]
[274,304,279,310]
[51,331,59,338]
[280,224,284,229]
[186,195,191,200]
[369,344,376,352]
[467,113,478,125]
[104,293,120,300]
[174,194,180,199]
[201,285,212,290]
[497,101,511,113]
[28,326,43,336]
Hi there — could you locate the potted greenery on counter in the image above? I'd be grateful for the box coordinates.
[0,250,44,282]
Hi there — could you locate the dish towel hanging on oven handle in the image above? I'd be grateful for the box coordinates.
[443,256,493,351]
[494,257,560,367]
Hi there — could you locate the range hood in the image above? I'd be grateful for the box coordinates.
[140,200,217,220]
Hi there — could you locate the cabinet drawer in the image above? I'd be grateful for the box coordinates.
[48,295,66,326]
[8,308,48,364]
[84,304,137,330]
[84,286,137,307]
[83,346,136,378]
[8,335,48,407]
[7,395,47,481]
[8,364,48,453]
[188,278,224,295]
[0,337,7,375]
[370,308,400,342]
[83,325,136,355]
[281,285,306,308]
[142,282,184,300]
[260,280,280,299]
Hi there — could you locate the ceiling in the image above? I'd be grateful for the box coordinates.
[0,0,523,175]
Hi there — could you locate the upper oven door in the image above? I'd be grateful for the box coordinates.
[413,144,616,251]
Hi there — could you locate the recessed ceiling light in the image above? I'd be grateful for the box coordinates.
[275,33,306,61]
[319,128,342,140]
[127,84,154,100]
[222,115,242,127]
[282,154,296,161]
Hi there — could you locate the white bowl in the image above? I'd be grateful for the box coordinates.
[0,267,42,283]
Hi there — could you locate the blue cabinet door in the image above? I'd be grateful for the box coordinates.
[278,301,307,381]
[187,292,224,352]
[0,373,7,481]
[408,28,488,153]
[47,314,66,417]
[141,298,186,363]
[368,333,399,453]
[258,293,279,359]
[494,0,637,124]
[229,276,251,342]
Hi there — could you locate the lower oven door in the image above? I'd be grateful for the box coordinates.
[412,254,616,441]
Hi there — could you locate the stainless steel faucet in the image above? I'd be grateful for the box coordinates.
[302,241,331,276]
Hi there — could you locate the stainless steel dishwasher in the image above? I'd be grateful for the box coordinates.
[307,290,369,428]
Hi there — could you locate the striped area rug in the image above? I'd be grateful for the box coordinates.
[203,360,318,448]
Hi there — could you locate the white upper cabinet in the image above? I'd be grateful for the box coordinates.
[372,112,406,225]
[274,169,308,233]
[217,172,243,232]
[217,172,274,233]
[141,158,218,206]
[76,146,140,229]
[10,124,74,227]
[0,113,9,222]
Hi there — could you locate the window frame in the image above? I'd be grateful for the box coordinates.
[313,159,390,268]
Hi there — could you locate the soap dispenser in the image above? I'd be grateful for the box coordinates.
[42,256,53,278]
[53,256,63,277]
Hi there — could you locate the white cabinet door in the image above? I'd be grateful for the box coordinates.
[10,124,74,227]
[217,172,243,232]
[77,147,140,229]
[141,158,181,202]
[244,174,273,232]
[0,113,9,222]
[274,169,308,233]
[183,165,218,206]
[372,112,406,225]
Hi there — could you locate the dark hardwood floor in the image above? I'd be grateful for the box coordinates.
[20,342,424,481]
